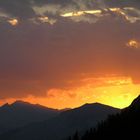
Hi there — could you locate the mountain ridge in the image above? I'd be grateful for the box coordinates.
[0,100,60,135]
[0,101,120,140]
[129,95,140,109]
[71,95,140,140]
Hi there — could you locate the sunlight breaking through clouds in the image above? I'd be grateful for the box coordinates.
[8,18,18,26]
[60,7,140,23]
[38,16,57,25]
[127,39,140,49]
[1,6,140,25]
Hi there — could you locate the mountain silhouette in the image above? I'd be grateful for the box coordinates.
[72,95,140,140]
[129,95,140,109]
[0,101,60,134]
[0,102,120,140]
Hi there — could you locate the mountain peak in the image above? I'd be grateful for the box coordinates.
[1,103,10,108]
[82,102,117,109]
[12,100,30,106]
[68,102,120,114]
[82,102,102,108]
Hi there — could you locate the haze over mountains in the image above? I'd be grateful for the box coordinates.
[0,101,120,140]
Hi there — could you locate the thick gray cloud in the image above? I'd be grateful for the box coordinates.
[0,0,140,24]
[0,0,34,19]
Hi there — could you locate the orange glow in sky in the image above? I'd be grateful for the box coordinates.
[1,76,140,109]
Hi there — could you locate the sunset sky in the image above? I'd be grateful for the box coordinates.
[0,0,140,109]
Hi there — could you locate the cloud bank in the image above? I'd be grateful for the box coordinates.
[0,0,140,25]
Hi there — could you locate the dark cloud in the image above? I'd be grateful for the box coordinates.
[0,0,140,23]
[0,0,35,19]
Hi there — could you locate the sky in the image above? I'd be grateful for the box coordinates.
[0,0,140,109]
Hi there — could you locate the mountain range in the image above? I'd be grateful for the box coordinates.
[0,101,120,140]
[2,95,140,140]
[0,101,60,135]
[70,95,140,140]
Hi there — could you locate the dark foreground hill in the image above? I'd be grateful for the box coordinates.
[0,101,60,134]
[0,102,120,140]
[71,95,140,140]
